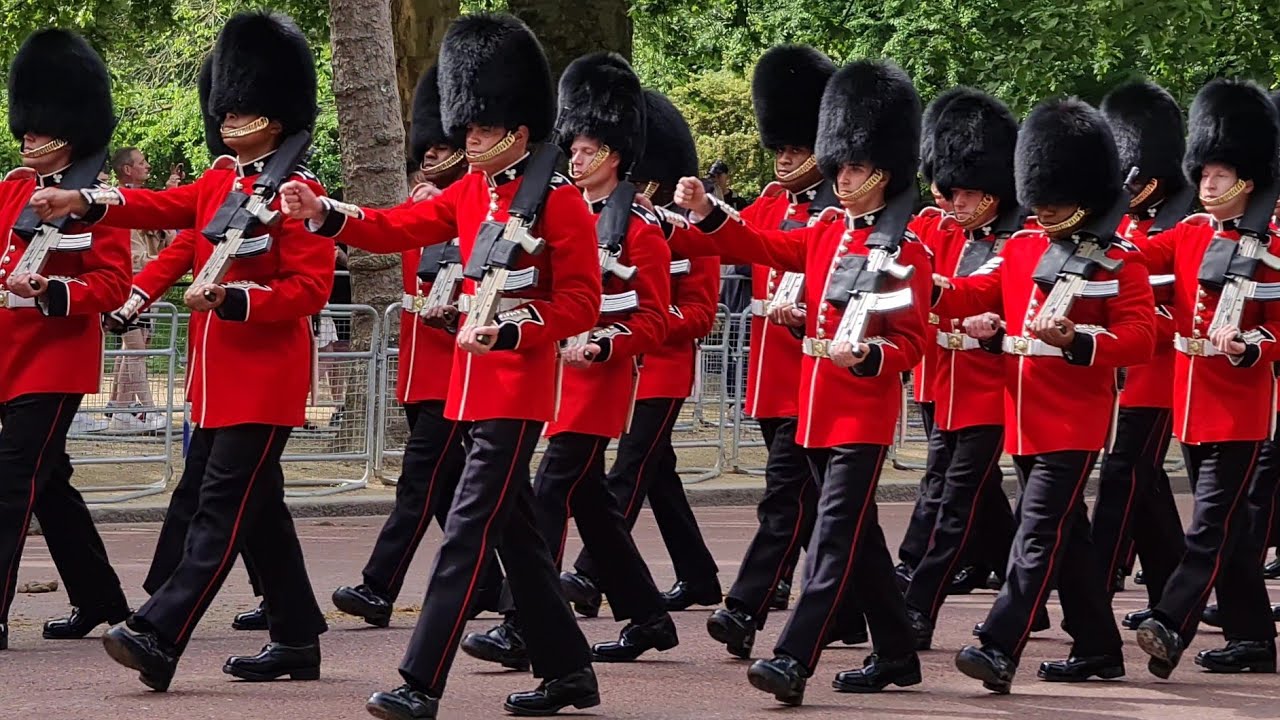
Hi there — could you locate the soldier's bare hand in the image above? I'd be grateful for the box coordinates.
[829,341,869,369]
[29,188,88,222]
[279,180,324,220]
[185,283,225,311]
[458,324,500,355]
[1209,324,1247,356]
[409,182,441,203]
[561,342,601,368]
[420,305,458,331]
[1029,314,1075,348]
[963,312,1002,340]
[932,273,953,290]
[7,272,46,298]
[673,177,712,219]
[768,303,805,328]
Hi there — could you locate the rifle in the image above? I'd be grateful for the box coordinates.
[767,182,841,314]
[824,187,918,356]
[460,143,560,344]
[954,202,1028,277]
[192,130,312,300]
[1198,180,1280,339]
[413,240,465,327]
[565,181,641,348]
[11,148,109,287]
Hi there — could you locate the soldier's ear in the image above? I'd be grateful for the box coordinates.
[1245,178,1256,194]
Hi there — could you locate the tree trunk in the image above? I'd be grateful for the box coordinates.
[508,0,632,75]
[390,0,459,142]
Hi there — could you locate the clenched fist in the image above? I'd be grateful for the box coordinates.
[672,177,712,219]
[279,180,325,221]
[29,188,88,222]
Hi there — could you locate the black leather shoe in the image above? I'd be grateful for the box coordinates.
[43,604,130,640]
[833,652,922,693]
[223,641,321,681]
[1273,604,1280,622]
[706,607,755,659]
[907,607,934,651]
[985,571,1004,591]
[1037,654,1125,682]
[955,644,1016,694]
[948,566,987,595]
[102,623,178,692]
[893,563,912,592]
[769,579,792,611]
[661,580,722,611]
[1201,603,1222,628]
[592,613,679,662]
[1135,616,1184,679]
[1111,569,1126,594]
[460,619,529,671]
[1194,640,1277,673]
[366,684,439,720]
[333,585,393,628]
[0,622,8,651]
[1133,569,1146,586]
[559,572,601,619]
[1265,559,1280,580]
[503,666,600,716]
[231,602,269,631]
[1123,607,1154,630]
[974,611,1047,637]
[747,655,809,705]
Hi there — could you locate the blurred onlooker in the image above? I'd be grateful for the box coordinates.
[317,243,351,426]
[707,160,752,404]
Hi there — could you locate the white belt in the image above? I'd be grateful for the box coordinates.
[0,292,36,309]
[802,337,830,358]
[937,330,982,351]
[455,294,524,315]
[749,299,767,317]
[402,293,426,312]
[1001,335,1063,357]
[1173,334,1221,357]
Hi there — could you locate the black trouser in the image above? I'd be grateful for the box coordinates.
[899,402,947,570]
[361,401,502,603]
[979,451,1120,662]
[1091,407,1184,606]
[1,393,128,623]
[774,444,912,672]
[726,416,818,626]
[532,432,664,623]
[134,425,326,650]
[1154,441,1276,645]
[574,398,718,588]
[904,424,1009,622]
[399,419,590,696]
[1245,415,1280,564]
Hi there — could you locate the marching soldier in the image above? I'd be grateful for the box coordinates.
[463,51,679,669]
[1093,80,1188,627]
[703,44,839,658]
[330,63,503,631]
[902,88,1018,645]
[279,13,603,718]
[32,11,332,689]
[1133,78,1280,676]
[676,59,932,703]
[0,29,132,651]
[946,98,1156,692]
[566,89,724,614]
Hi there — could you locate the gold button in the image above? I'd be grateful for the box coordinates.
[1194,315,1202,324]
[1196,303,1205,311]
[819,302,828,311]
[816,329,826,339]
[769,270,778,279]
[1193,329,1201,338]
[1030,299,1039,308]
[1198,288,1207,297]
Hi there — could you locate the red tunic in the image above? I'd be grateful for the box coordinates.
[316,158,601,423]
[1116,214,1175,410]
[936,229,1155,455]
[106,158,335,429]
[397,246,457,404]
[1140,215,1280,443]
[909,206,956,405]
[0,171,131,403]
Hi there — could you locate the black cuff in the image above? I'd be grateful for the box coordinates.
[693,204,729,233]
[312,204,348,238]
[38,278,71,317]
[490,322,521,351]
[592,336,614,363]
[1062,331,1096,367]
[930,284,944,307]
[1230,342,1262,369]
[979,328,1006,354]
[79,204,107,225]
[850,343,884,377]
[215,286,250,322]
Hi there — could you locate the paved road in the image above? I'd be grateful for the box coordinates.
[3,500,1278,720]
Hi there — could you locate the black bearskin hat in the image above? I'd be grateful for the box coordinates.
[752,45,836,151]
[1016,98,1120,215]
[197,55,233,158]
[815,60,921,196]
[438,13,555,144]
[555,52,646,174]
[920,87,970,184]
[410,64,455,166]
[209,12,317,136]
[932,89,1018,203]
[7,29,114,158]
[1101,81,1186,193]
[631,89,698,199]
[1183,78,1279,187]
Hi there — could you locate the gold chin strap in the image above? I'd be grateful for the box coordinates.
[569,145,612,181]
[640,180,660,199]
[221,116,271,139]
[1041,208,1088,234]
[775,155,817,184]
[833,168,884,202]
[422,149,466,177]
[21,138,67,159]
[466,132,517,164]
[958,194,996,230]
[1129,177,1159,208]
[1201,179,1247,208]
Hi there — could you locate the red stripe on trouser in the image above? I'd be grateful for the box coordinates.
[1,397,68,618]
[623,400,681,518]
[386,420,462,594]
[928,441,1003,618]
[808,446,888,669]
[754,477,815,619]
[176,427,278,644]
[1181,442,1261,635]
[1105,417,1164,592]
[430,421,528,690]
[556,437,606,565]
[1015,454,1094,656]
